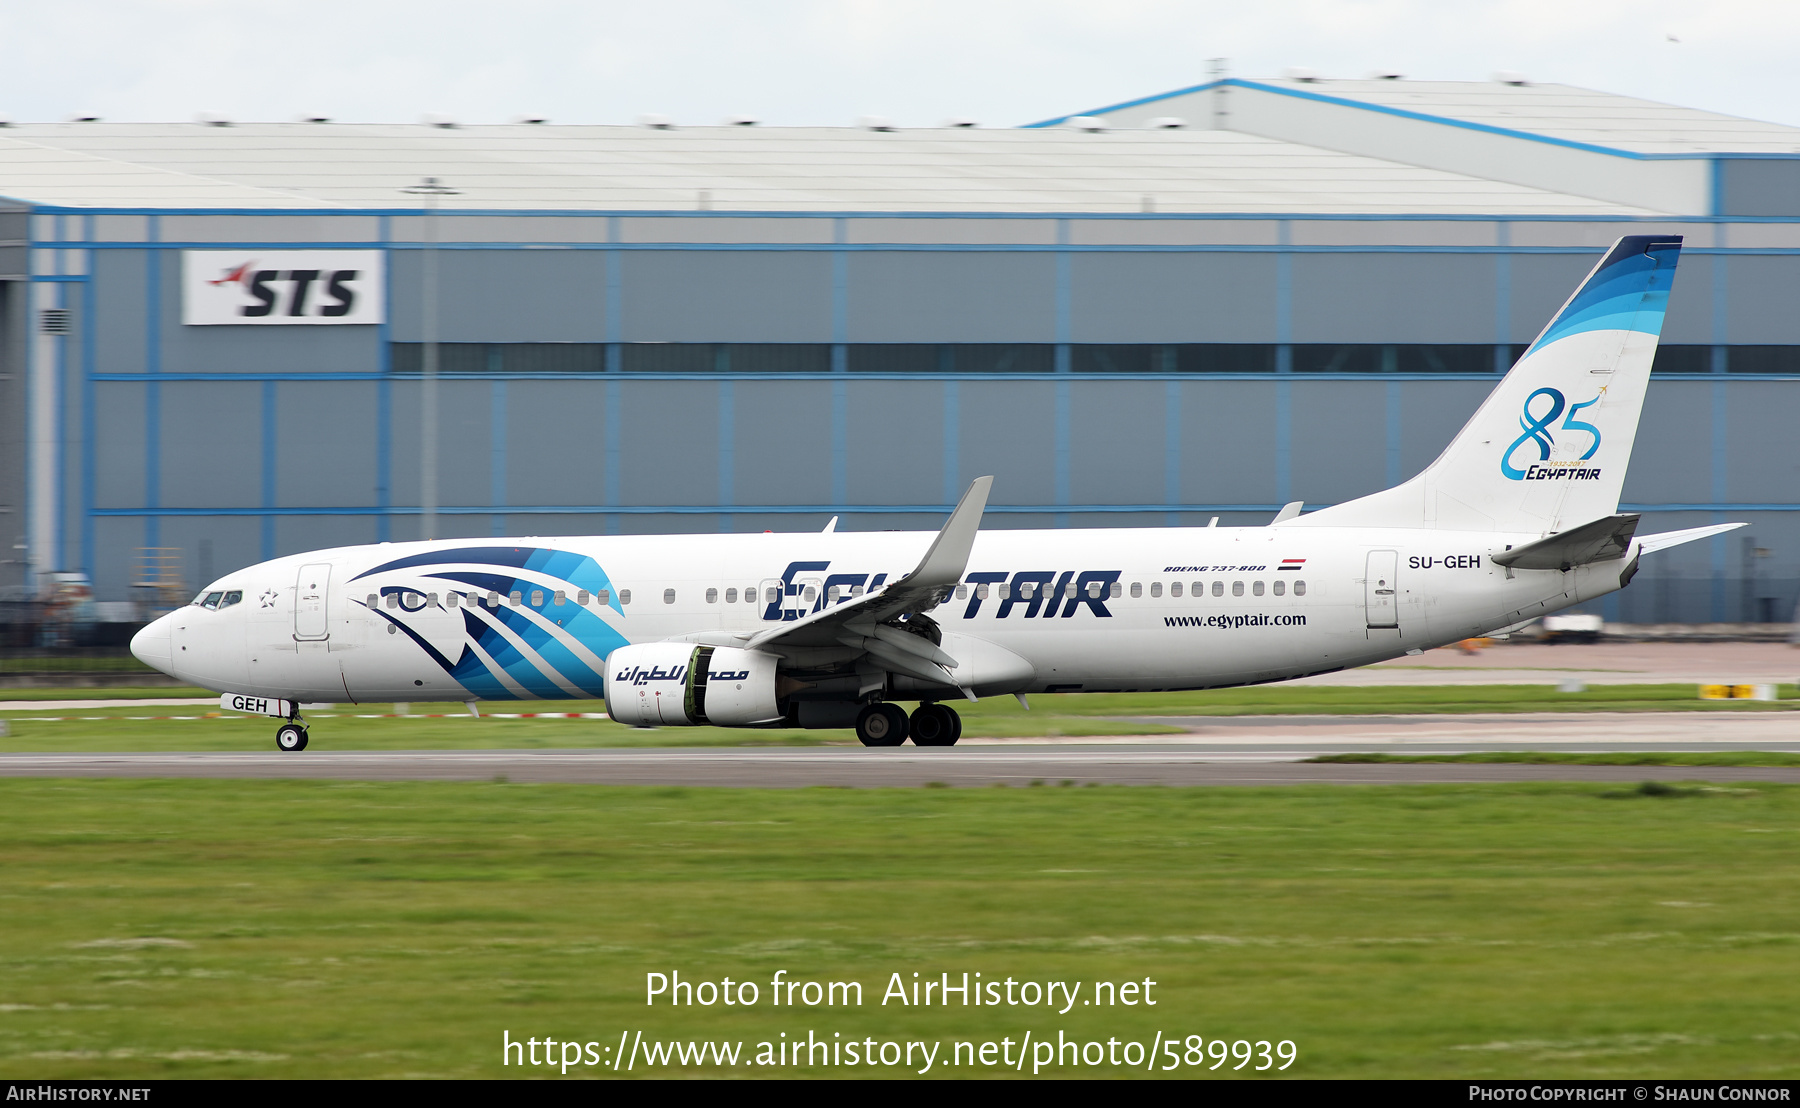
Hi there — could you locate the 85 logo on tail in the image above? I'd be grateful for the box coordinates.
[1500,387,1604,481]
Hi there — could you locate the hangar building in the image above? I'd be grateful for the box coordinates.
[2,75,1799,624]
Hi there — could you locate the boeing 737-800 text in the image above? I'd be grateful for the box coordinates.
[131,235,1738,749]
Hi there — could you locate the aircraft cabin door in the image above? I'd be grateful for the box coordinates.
[758,579,784,622]
[294,563,332,641]
[1364,550,1399,629]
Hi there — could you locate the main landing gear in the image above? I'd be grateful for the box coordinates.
[854,703,962,747]
[275,721,309,752]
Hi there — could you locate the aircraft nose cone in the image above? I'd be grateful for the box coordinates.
[130,615,174,676]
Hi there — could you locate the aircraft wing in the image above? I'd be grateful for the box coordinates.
[743,476,993,695]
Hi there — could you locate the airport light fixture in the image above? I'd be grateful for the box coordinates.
[400,176,460,542]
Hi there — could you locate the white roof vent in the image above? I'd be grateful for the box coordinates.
[195,110,231,126]
[942,117,978,128]
[1282,67,1321,82]
[1065,115,1107,132]
[856,115,897,132]
[69,110,101,122]
[1145,116,1187,129]
[723,114,759,127]
[1368,69,1404,80]
[512,113,549,124]
[422,112,457,128]
[639,113,675,129]
[1493,70,1529,86]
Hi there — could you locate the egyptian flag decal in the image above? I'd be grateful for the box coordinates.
[1278,558,1306,571]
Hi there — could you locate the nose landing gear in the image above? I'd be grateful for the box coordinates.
[275,722,309,752]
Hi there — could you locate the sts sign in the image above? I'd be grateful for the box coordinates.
[182,250,384,325]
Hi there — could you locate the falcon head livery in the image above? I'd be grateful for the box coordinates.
[132,235,1738,751]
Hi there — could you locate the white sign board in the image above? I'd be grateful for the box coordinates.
[183,250,384,325]
[220,693,296,718]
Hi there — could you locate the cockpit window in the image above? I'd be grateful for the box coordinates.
[199,591,224,609]
[219,590,243,609]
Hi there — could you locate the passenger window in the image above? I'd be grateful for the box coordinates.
[1087,580,1102,598]
[1252,581,1264,596]
[1273,579,1285,596]
[955,584,967,600]
[486,591,500,607]
[620,589,632,605]
[706,588,718,604]
[447,592,461,607]
[427,592,439,606]
[801,585,816,604]
[1232,581,1244,597]
[366,593,378,608]
[387,593,400,610]
[1170,582,1182,598]
[530,590,543,606]
[976,583,989,600]
[554,590,567,606]
[1212,581,1224,597]
[511,591,524,606]
[663,588,676,604]
[725,587,738,603]
[1150,582,1162,598]
[765,586,780,604]
[597,589,611,604]
[850,584,864,597]
[1295,580,1307,596]
[1129,582,1142,598]
[997,583,1010,599]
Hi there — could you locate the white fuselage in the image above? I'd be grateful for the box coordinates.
[130,525,1620,705]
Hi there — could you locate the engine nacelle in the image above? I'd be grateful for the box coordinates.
[603,643,782,727]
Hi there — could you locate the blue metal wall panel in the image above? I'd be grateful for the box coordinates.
[1177,381,1279,505]
[92,382,147,509]
[1291,253,1496,343]
[272,381,380,507]
[727,381,834,506]
[1723,381,1800,502]
[956,381,1057,504]
[621,252,833,342]
[159,380,261,508]
[615,381,721,507]
[1505,254,1595,343]
[1288,381,1387,504]
[844,380,944,505]
[387,250,609,343]
[1625,381,1714,505]
[845,253,1057,343]
[90,249,147,374]
[1067,380,1165,504]
[1067,252,1277,343]
[1723,255,1800,345]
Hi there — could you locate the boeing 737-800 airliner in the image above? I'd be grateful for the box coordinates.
[131,235,1738,750]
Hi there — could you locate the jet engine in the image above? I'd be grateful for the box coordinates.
[603,643,783,727]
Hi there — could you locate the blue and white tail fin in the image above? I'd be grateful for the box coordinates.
[1291,235,1683,534]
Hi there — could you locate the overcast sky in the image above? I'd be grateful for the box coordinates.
[1,0,1794,130]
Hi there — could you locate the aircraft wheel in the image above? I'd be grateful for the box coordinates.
[276,724,309,752]
[910,704,961,747]
[855,703,908,747]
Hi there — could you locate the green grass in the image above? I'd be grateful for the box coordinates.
[2,683,1793,753]
[1,779,1797,1079]
[1310,751,1800,766]
[0,686,214,701]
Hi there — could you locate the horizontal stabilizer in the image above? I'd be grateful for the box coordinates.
[1636,521,1748,555]
[1493,513,1639,570]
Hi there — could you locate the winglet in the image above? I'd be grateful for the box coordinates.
[896,476,992,589]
